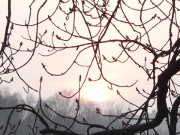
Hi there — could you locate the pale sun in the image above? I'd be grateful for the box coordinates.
[82,83,111,102]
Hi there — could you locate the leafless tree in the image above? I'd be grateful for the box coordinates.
[1,0,180,135]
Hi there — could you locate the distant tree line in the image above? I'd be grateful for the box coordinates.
[1,87,179,135]
[0,87,125,135]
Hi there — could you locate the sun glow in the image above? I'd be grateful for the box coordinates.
[82,82,112,102]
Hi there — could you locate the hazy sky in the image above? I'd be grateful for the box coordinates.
[0,0,177,110]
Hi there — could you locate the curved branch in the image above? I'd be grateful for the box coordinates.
[90,45,180,134]
[169,96,180,135]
